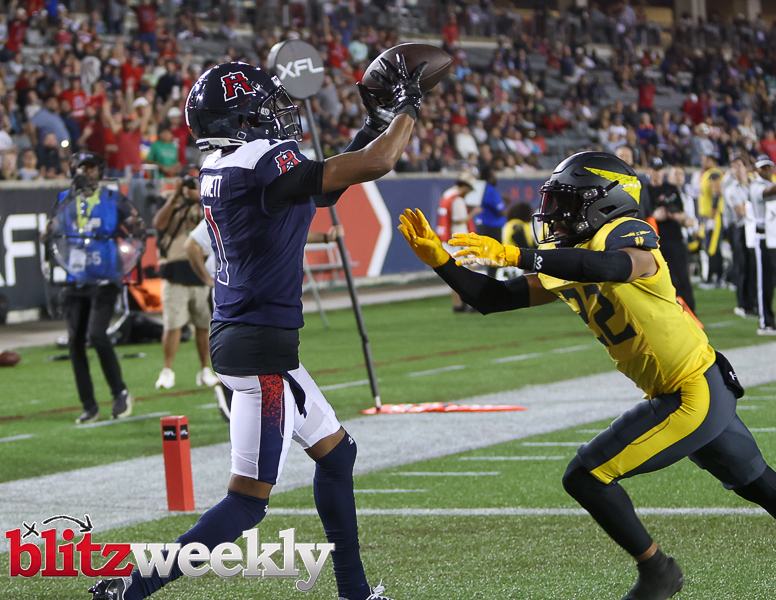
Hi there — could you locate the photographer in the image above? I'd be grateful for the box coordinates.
[647,157,696,310]
[152,173,218,389]
[46,151,143,424]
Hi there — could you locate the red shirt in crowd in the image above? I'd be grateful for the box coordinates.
[115,127,143,173]
[6,19,27,52]
[121,60,144,91]
[761,139,776,163]
[59,89,88,120]
[82,117,107,157]
[638,82,655,110]
[171,123,190,164]
[133,4,157,34]
[442,23,459,48]
[328,39,348,70]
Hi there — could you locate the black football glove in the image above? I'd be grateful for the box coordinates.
[357,82,396,138]
[368,54,427,121]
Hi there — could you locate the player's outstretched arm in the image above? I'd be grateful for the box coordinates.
[398,208,556,312]
[320,55,426,193]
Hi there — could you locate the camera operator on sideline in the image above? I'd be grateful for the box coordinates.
[44,151,144,424]
[152,171,219,389]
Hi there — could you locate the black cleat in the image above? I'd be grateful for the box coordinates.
[111,390,132,420]
[623,552,684,600]
[88,577,130,599]
[75,406,100,425]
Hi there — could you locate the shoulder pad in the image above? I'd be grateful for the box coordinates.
[602,218,659,252]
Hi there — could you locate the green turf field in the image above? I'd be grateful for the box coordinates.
[1,285,776,599]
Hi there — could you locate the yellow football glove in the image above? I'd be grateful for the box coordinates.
[449,233,521,268]
[397,208,451,268]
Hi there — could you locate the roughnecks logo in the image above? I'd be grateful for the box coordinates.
[6,515,333,591]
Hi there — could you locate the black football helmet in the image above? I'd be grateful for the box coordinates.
[534,152,641,246]
[185,62,302,152]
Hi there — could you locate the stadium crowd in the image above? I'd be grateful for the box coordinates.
[0,0,775,330]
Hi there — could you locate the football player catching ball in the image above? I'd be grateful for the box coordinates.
[89,56,426,600]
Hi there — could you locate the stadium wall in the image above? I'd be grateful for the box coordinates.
[0,174,552,320]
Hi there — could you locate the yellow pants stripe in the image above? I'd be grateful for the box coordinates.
[591,376,711,484]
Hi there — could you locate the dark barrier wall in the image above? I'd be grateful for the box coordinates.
[0,184,66,313]
[0,176,549,314]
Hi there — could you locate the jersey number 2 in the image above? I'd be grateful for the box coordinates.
[203,205,230,286]
[560,285,637,347]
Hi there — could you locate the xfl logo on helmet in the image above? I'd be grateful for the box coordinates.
[221,72,256,101]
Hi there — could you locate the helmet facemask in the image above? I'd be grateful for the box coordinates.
[534,180,621,246]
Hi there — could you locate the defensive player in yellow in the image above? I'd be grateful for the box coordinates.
[398,152,776,600]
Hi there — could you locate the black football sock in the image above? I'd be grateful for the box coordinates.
[124,491,268,600]
[314,433,371,600]
[562,457,653,557]
[734,466,776,518]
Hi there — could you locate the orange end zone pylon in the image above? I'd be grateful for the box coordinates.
[161,415,195,511]
[361,403,527,415]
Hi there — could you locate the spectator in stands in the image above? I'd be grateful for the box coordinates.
[59,75,88,124]
[36,131,67,179]
[28,95,70,147]
[133,0,158,51]
[147,126,180,177]
[0,150,18,180]
[761,130,776,164]
[153,173,218,390]
[18,148,40,181]
[103,109,148,176]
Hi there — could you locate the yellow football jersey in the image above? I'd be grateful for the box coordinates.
[538,217,715,398]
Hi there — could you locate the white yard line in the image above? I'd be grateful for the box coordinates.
[0,434,36,443]
[408,365,466,377]
[491,353,544,364]
[319,380,370,391]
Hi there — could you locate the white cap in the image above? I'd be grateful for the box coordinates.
[133,97,149,108]
[167,107,182,118]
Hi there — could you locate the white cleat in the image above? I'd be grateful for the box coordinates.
[196,366,220,387]
[155,368,175,389]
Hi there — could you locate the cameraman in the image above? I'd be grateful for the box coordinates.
[48,151,142,424]
[152,173,218,389]
[647,157,696,311]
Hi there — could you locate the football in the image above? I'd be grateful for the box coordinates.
[361,43,452,100]
[0,350,20,367]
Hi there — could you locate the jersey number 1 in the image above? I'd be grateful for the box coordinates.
[203,205,230,286]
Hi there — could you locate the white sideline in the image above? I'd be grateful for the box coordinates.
[1,342,775,551]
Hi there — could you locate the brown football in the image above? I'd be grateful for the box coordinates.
[0,350,20,367]
[361,43,452,100]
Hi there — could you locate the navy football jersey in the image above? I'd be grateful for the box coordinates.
[200,138,315,329]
